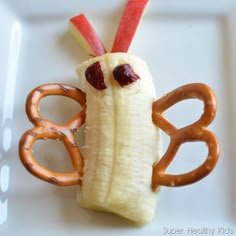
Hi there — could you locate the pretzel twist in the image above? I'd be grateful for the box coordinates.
[19,84,86,186]
[152,83,220,189]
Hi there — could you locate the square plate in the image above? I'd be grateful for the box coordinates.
[1,0,236,235]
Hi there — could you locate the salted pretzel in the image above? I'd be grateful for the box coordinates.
[152,83,220,189]
[19,84,86,186]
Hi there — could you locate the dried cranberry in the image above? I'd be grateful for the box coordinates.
[113,64,140,87]
[85,61,107,90]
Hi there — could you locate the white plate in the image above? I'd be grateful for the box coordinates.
[1,0,236,235]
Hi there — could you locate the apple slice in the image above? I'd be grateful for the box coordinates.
[69,14,107,56]
[111,0,149,53]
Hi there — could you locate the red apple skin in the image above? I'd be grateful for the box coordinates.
[70,14,107,56]
[111,0,149,53]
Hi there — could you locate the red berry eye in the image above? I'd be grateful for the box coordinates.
[85,61,107,90]
[113,64,140,87]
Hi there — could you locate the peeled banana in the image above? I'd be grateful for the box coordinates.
[76,52,161,225]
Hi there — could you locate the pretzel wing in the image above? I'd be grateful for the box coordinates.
[19,84,86,186]
[152,83,220,189]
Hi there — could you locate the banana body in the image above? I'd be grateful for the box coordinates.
[76,53,161,225]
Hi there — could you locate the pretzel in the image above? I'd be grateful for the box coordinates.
[151,83,220,189]
[19,84,86,186]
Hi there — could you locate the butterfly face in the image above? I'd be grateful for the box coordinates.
[76,52,156,97]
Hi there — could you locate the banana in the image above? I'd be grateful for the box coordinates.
[76,53,161,225]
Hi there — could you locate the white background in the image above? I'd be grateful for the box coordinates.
[0,0,236,235]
